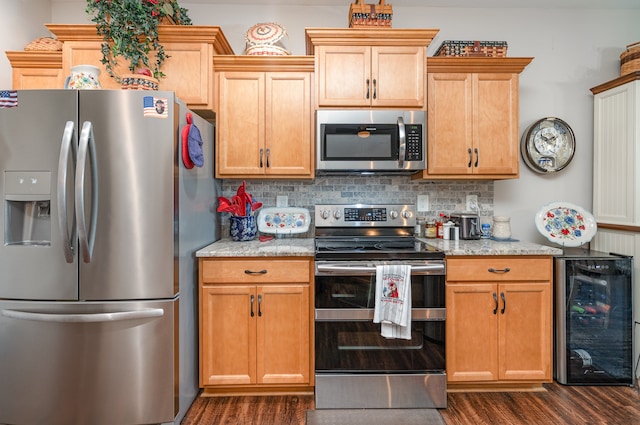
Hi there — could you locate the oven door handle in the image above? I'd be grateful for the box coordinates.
[316,264,445,274]
[315,308,446,322]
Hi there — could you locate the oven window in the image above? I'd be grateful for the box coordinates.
[315,274,445,309]
[314,273,445,373]
[315,321,445,373]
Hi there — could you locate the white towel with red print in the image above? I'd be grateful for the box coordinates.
[373,264,412,340]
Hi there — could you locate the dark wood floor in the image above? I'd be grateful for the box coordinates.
[181,382,640,425]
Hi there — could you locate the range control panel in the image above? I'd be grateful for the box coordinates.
[315,204,416,227]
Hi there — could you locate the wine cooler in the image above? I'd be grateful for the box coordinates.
[554,248,634,385]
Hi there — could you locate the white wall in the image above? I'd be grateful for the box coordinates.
[0,0,52,88]
[3,1,640,245]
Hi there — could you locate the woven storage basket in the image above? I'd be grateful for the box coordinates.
[434,40,508,57]
[620,42,640,76]
[121,74,159,91]
[349,0,392,28]
[24,37,62,51]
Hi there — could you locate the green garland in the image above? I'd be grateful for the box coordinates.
[85,0,192,82]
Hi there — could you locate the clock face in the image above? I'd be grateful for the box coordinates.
[521,117,575,173]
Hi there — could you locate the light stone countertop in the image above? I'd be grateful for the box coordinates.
[196,237,315,257]
[197,236,563,258]
[420,237,563,256]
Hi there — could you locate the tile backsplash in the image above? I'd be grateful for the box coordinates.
[220,176,494,234]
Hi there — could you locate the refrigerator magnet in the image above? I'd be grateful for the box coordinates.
[143,96,168,118]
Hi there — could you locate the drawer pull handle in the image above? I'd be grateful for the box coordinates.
[500,292,506,314]
[245,269,267,275]
[467,148,473,168]
[250,294,255,317]
[493,292,498,315]
[258,294,263,317]
[488,267,510,274]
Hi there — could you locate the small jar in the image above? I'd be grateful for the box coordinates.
[492,216,511,240]
[425,220,437,238]
[415,217,426,237]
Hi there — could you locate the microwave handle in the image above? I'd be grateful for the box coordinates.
[397,116,406,168]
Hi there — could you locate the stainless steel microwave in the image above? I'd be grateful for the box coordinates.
[316,110,426,175]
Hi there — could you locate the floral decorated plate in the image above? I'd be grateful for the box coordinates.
[534,202,597,247]
[258,207,310,235]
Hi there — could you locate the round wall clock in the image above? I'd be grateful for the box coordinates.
[521,117,576,173]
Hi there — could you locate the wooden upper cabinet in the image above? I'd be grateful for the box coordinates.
[416,57,533,180]
[214,56,314,179]
[315,45,425,107]
[6,51,63,89]
[305,28,438,109]
[8,24,234,116]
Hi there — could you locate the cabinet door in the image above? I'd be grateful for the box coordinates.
[446,283,499,382]
[62,41,121,89]
[265,72,312,176]
[12,68,62,89]
[216,72,265,176]
[427,73,474,175]
[316,45,371,107]
[498,282,552,381]
[256,284,310,384]
[162,42,213,111]
[593,81,640,225]
[372,46,425,108]
[200,285,256,386]
[474,73,519,176]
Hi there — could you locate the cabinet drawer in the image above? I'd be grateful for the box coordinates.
[202,258,311,284]
[446,257,552,282]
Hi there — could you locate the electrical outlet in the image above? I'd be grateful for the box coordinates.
[466,194,478,211]
[276,195,288,207]
[417,195,430,212]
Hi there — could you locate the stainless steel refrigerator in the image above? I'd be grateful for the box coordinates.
[0,89,221,425]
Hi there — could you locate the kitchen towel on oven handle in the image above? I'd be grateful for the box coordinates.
[373,264,412,340]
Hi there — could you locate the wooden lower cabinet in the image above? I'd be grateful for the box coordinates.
[199,257,314,394]
[446,256,553,390]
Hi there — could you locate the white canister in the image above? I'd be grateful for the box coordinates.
[442,221,454,240]
[492,216,511,240]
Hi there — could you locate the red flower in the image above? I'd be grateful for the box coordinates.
[561,229,570,235]
[546,212,555,218]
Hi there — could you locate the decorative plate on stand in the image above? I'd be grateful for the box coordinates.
[534,202,597,247]
[257,207,310,235]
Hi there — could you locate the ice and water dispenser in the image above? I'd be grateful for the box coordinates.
[4,171,52,246]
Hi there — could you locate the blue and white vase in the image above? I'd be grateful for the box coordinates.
[229,216,257,241]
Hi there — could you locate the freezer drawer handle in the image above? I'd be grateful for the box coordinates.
[1,308,164,323]
[57,121,77,263]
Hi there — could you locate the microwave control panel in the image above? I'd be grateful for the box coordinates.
[405,125,423,160]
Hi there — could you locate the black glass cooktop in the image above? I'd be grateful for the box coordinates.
[315,236,444,260]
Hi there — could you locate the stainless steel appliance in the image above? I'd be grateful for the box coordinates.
[316,110,426,175]
[314,204,446,409]
[554,248,634,385]
[0,89,221,425]
[449,213,481,240]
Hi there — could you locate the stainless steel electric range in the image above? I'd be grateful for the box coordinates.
[313,204,447,409]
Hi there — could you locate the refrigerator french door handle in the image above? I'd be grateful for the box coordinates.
[76,121,99,263]
[57,121,77,263]
[1,308,164,323]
